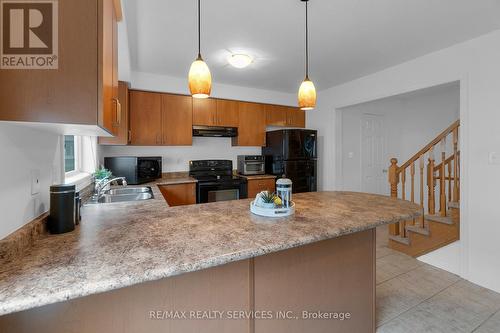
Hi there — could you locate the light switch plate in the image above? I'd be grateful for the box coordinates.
[31,169,41,195]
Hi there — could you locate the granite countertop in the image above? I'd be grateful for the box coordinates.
[237,174,277,180]
[152,172,197,186]
[0,190,421,316]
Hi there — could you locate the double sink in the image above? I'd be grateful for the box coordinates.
[89,186,154,204]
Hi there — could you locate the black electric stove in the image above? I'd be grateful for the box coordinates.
[189,160,248,203]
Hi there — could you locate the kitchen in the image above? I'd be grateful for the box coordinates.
[3,1,498,332]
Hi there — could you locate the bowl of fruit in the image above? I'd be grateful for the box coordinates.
[250,191,295,217]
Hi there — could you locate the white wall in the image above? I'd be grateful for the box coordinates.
[0,124,63,239]
[130,71,297,106]
[340,83,459,194]
[308,29,500,293]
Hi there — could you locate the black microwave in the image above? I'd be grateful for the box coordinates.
[104,157,162,185]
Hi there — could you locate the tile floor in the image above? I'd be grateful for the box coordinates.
[376,225,500,332]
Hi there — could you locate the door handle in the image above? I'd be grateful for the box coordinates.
[113,98,121,126]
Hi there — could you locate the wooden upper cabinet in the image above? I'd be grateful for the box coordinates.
[162,94,193,145]
[101,0,119,134]
[193,98,239,127]
[266,105,288,126]
[193,98,217,126]
[98,81,130,145]
[129,91,162,145]
[286,107,306,128]
[0,0,119,134]
[232,102,266,147]
[216,99,239,127]
[266,105,305,128]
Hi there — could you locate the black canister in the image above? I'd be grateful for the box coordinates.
[48,184,76,234]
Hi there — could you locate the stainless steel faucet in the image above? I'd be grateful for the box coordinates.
[94,177,127,197]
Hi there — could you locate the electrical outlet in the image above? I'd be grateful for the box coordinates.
[31,169,41,195]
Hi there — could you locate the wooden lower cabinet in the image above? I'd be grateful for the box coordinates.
[253,230,375,333]
[159,183,196,206]
[247,178,276,198]
[0,230,375,333]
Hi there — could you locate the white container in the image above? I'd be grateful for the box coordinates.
[276,178,292,208]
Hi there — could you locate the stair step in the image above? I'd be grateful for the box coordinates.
[448,201,459,209]
[405,225,430,236]
[425,214,454,225]
[389,235,411,245]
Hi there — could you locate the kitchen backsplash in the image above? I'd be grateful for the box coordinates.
[98,137,261,172]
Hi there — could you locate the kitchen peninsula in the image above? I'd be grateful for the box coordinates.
[0,182,420,333]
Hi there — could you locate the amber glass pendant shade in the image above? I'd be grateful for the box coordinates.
[189,55,212,99]
[298,76,316,110]
[297,0,316,110]
[188,0,211,98]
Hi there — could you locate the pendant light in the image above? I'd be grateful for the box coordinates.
[188,0,212,98]
[297,0,316,110]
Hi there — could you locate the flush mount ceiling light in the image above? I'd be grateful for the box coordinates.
[297,0,317,110]
[188,0,212,99]
[227,53,253,69]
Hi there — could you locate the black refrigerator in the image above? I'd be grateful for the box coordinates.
[262,129,317,193]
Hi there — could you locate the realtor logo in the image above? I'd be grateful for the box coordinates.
[1,0,58,69]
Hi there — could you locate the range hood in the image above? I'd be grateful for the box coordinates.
[192,126,238,137]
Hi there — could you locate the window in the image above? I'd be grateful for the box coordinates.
[64,135,97,186]
[64,135,77,173]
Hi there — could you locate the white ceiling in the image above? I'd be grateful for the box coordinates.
[123,0,500,93]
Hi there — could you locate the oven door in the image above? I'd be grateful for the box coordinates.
[197,182,248,204]
[243,162,265,175]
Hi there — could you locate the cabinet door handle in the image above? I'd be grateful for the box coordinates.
[156,134,161,145]
[112,98,121,126]
[128,130,132,144]
[115,98,122,126]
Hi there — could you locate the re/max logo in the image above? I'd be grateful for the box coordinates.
[1,0,58,69]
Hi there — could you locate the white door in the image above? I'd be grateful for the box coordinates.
[361,114,386,195]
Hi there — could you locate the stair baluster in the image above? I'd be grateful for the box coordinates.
[410,162,415,226]
[419,156,425,228]
[448,161,452,202]
[388,158,400,236]
[440,138,447,217]
[428,148,436,215]
[453,128,459,202]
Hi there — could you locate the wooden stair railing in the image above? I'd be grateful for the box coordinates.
[388,120,460,237]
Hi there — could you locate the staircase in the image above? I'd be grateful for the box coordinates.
[388,120,460,257]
